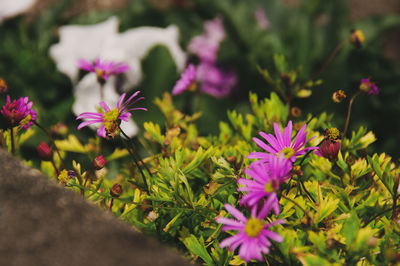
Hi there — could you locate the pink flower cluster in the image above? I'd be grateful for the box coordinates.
[172,16,237,98]
[1,95,36,129]
[217,121,317,262]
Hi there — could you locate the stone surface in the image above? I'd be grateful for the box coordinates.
[0,149,192,266]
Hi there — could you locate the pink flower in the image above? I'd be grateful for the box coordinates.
[76,91,147,138]
[196,63,237,98]
[360,78,379,95]
[188,16,226,63]
[238,155,292,214]
[216,201,284,262]
[254,8,270,30]
[248,121,316,163]
[172,64,197,95]
[1,95,36,129]
[78,58,130,84]
[315,139,341,161]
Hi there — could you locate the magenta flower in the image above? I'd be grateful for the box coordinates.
[188,16,226,63]
[315,139,341,161]
[254,8,270,30]
[172,64,197,95]
[216,201,285,262]
[1,95,36,129]
[248,121,316,163]
[360,78,379,95]
[196,63,237,98]
[78,58,130,84]
[76,91,147,138]
[238,155,292,214]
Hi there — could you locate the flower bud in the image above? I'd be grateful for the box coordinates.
[37,142,53,161]
[290,106,302,118]
[315,139,340,161]
[349,29,365,48]
[332,90,347,103]
[67,170,76,179]
[0,78,8,94]
[110,183,123,197]
[291,165,303,177]
[360,78,379,95]
[50,123,68,137]
[93,155,107,170]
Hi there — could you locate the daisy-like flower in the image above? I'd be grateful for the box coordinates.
[76,91,147,138]
[248,121,316,163]
[196,63,237,98]
[172,64,196,95]
[238,155,292,214]
[217,200,285,262]
[78,58,130,84]
[1,95,36,130]
[315,139,340,161]
[360,78,379,95]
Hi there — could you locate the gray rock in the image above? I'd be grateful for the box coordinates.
[0,150,193,266]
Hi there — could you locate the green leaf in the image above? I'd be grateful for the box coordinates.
[182,234,214,265]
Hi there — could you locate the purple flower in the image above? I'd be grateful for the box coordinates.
[172,64,197,95]
[216,201,285,262]
[315,139,341,161]
[248,121,316,163]
[1,95,36,129]
[78,58,130,84]
[238,155,292,214]
[196,63,237,98]
[254,8,270,30]
[360,78,379,95]
[188,16,226,63]
[76,91,147,138]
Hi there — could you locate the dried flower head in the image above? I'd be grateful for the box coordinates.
[332,90,347,103]
[290,106,302,118]
[1,95,37,130]
[324,127,341,142]
[76,91,147,138]
[350,29,365,48]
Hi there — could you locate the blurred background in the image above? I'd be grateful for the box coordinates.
[1,0,400,159]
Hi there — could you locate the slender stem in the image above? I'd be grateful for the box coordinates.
[10,127,15,155]
[119,128,149,193]
[363,204,400,227]
[307,41,347,83]
[50,158,60,176]
[299,139,324,166]
[342,90,361,138]
[299,177,316,203]
[108,198,114,212]
[34,121,65,169]
[99,83,104,102]
[119,127,152,178]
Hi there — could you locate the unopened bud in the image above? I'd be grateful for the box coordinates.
[332,90,347,103]
[290,106,302,118]
[50,123,68,137]
[350,29,365,48]
[227,155,236,164]
[93,155,107,170]
[67,170,75,178]
[0,78,8,93]
[110,183,123,197]
[37,142,53,161]
[316,139,340,161]
[291,165,303,177]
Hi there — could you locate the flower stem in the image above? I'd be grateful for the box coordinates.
[99,83,104,102]
[281,194,310,218]
[306,41,347,83]
[34,121,65,169]
[342,90,361,138]
[50,158,60,176]
[299,177,316,203]
[119,127,149,193]
[108,198,114,212]
[10,127,15,155]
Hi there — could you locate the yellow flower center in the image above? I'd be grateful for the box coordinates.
[279,147,295,159]
[245,218,264,238]
[95,68,103,79]
[188,82,197,92]
[104,108,120,135]
[265,181,274,193]
[325,127,340,141]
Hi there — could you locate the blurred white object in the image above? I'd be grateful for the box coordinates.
[0,0,36,23]
[49,16,186,137]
